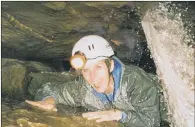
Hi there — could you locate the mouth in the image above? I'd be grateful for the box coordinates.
[92,81,101,88]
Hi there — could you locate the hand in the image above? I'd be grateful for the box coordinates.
[82,109,122,123]
[25,99,57,112]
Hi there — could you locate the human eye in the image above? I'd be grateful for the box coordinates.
[82,68,89,73]
[96,63,103,69]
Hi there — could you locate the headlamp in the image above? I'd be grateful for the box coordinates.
[70,52,87,70]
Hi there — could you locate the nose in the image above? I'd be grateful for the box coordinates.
[90,68,98,82]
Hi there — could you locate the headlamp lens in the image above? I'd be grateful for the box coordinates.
[70,54,86,70]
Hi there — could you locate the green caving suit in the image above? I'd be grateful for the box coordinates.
[34,56,168,127]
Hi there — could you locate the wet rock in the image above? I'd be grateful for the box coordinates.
[1,58,55,99]
[1,1,143,65]
[3,108,123,127]
[4,125,20,127]
[2,58,30,99]
[141,2,194,127]
[83,2,128,9]
[17,118,48,127]
[110,29,143,63]
[43,2,67,11]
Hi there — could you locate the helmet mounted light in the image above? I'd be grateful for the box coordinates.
[71,35,115,70]
[70,52,86,70]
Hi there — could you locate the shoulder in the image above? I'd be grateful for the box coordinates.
[121,64,158,89]
[122,64,142,82]
[123,64,154,81]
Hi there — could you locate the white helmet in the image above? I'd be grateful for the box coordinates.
[72,35,114,66]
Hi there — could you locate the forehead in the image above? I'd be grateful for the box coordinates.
[83,60,105,69]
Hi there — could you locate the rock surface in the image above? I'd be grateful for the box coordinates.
[141,2,194,127]
[2,58,55,99]
[2,1,144,64]
[2,98,123,127]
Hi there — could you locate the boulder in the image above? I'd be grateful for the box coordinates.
[2,58,31,99]
[1,58,55,99]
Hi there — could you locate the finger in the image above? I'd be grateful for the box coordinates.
[96,117,111,123]
[43,107,57,112]
[25,100,41,107]
[87,115,101,120]
[82,112,97,118]
[96,118,105,123]
[52,107,57,112]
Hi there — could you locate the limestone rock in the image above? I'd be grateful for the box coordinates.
[1,1,144,66]
[141,2,194,127]
[3,108,123,127]
[1,58,55,99]
[2,59,30,99]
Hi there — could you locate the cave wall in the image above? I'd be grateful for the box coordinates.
[141,2,194,127]
[1,2,194,127]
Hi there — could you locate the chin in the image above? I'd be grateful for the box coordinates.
[95,87,105,93]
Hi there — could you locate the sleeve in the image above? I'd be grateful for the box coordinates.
[34,76,84,107]
[121,68,161,127]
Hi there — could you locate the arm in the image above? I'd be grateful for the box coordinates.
[121,68,161,127]
[34,76,84,107]
[25,96,57,111]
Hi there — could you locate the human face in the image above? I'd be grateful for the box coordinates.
[82,60,113,93]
